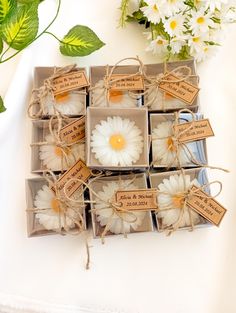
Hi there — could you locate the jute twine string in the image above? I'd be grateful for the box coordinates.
[31,113,85,172]
[154,168,223,235]
[28,64,86,119]
[90,56,145,107]
[143,63,197,110]
[151,108,229,172]
[63,174,141,244]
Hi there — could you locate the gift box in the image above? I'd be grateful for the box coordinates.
[88,173,154,238]
[144,59,199,112]
[31,118,85,173]
[149,168,211,232]
[89,62,144,108]
[26,176,86,237]
[86,107,149,170]
[29,66,88,118]
[150,112,208,168]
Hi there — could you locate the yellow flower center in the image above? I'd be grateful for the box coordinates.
[109,134,126,151]
[197,16,205,24]
[170,20,177,30]
[172,194,185,209]
[157,39,164,45]
[109,90,124,103]
[54,146,70,157]
[193,37,200,43]
[55,92,70,103]
[204,46,208,53]
[51,198,61,213]
[153,4,158,12]
[167,137,176,152]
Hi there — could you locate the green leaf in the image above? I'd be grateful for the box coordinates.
[0,36,3,53]
[0,0,16,24]
[0,96,6,112]
[60,25,105,57]
[1,2,39,50]
[17,0,43,4]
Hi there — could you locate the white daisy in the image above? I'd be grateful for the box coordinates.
[146,36,169,56]
[187,33,209,54]
[91,116,144,167]
[157,174,201,228]
[192,43,217,62]
[152,121,189,167]
[141,0,164,24]
[169,36,187,53]
[162,0,186,16]
[42,91,85,115]
[34,185,77,231]
[91,80,140,108]
[202,0,227,11]
[164,15,185,37]
[189,9,215,35]
[39,134,85,171]
[94,181,146,235]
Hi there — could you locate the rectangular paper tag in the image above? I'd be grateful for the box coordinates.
[159,73,199,105]
[174,119,214,143]
[108,74,144,91]
[186,185,227,226]
[59,116,85,144]
[115,189,158,211]
[53,71,89,96]
[55,159,91,197]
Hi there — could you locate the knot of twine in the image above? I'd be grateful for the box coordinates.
[151,108,229,173]
[155,169,223,235]
[28,64,86,118]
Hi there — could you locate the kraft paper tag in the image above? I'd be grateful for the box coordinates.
[59,116,85,144]
[108,74,144,91]
[52,71,89,96]
[115,189,158,211]
[186,185,227,226]
[174,119,214,143]
[55,159,91,197]
[159,73,199,105]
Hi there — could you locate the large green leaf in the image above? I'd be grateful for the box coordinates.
[0,96,6,112]
[60,25,105,57]
[0,0,16,24]
[0,36,3,53]
[1,2,39,50]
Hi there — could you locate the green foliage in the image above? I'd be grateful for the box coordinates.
[0,0,16,24]
[0,96,6,112]
[0,36,3,53]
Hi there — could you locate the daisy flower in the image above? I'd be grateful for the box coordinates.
[187,33,209,54]
[141,0,164,24]
[94,181,146,235]
[39,134,85,171]
[164,15,185,37]
[146,36,169,56]
[169,36,187,53]
[157,174,201,228]
[152,121,189,167]
[91,116,144,166]
[42,91,85,115]
[192,43,217,62]
[162,0,186,16]
[34,185,77,231]
[203,0,227,12]
[189,9,215,35]
[91,80,140,108]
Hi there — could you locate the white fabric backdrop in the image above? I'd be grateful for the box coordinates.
[0,1,236,313]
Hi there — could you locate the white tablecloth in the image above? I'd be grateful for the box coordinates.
[0,1,236,313]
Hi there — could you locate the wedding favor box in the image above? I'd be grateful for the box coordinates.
[31,118,85,173]
[150,113,208,168]
[149,168,211,232]
[88,173,154,238]
[89,64,144,107]
[144,59,199,112]
[86,107,149,170]
[26,177,86,237]
[30,66,88,118]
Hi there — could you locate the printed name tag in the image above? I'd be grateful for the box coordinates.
[60,116,85,144]
[108,74,144,91]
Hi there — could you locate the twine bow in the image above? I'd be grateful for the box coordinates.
[28,64,87,119]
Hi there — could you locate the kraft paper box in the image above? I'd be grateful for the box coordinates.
[30,66,87,118]
[89,64,143,107]
[26,177,86,237]
[144,59,199,112]
[31,118,85,173]
[86,107,149,170]
[149,168,211,232]
[88,173,154,238]
[150,113,208,168]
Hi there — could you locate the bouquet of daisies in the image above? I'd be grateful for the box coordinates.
[119,0,236,61]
